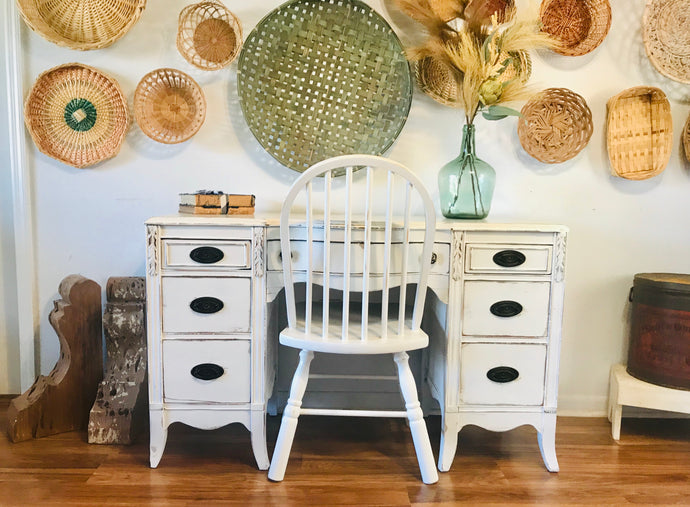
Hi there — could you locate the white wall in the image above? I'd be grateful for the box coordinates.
[3,0,689,412]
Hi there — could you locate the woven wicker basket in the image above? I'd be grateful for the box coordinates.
[17,0,146,50]
[24,63,129,168]
[517,87,592,164]
[416,50,531,107]
[134,68,206,144]
[540,0,611,56]
[643,0,690,84]
[606,86,673,180]
[683,113,690,164]
[177,1,243,71]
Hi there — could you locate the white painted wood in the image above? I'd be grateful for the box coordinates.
[465,244,552,274]
[162,339,251,403]
[163,240,251,269]
[161,276,251,334]
[459,343,547,405]
[462,281,551,337]
[5,0,37,391]
[608,363,690,440]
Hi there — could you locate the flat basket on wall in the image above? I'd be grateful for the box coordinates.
[237,0,413,172]
[606,86,673,180]
[177,1,243,71]
[643,0,690,84]
[539,0,611,56]
[134,68,207,144]
[684,113,690,164]
[16,0,146,50]
[24,63,129,168]
[517,87,593,164]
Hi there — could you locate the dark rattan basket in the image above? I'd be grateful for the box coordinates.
[540,0,611,56]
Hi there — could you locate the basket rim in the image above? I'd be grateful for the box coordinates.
[24,62,129,168]
[683,113,690,164]
[17,0,147,51]
[133,67,207,145]
[539,0,612,57]
[606,86,673,180]
[642,0,690,85]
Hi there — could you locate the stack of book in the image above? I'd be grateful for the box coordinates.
[226,194,255,215]
[178,192,256,215]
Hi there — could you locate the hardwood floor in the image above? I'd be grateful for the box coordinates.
[1,396,689,505]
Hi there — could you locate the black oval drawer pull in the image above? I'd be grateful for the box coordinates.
[431,252,437,265]
[492,250,526,268]
[487,366,519,383]
[191,363,224,381]
[490,300,523,317]
[189,246,224,264]
[190,297,224,314]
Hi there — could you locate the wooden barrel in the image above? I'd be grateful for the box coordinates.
[627,273,690,390]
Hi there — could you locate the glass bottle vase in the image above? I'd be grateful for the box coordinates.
[438,124,496,219]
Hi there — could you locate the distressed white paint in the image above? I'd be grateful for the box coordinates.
[1,0,689,412]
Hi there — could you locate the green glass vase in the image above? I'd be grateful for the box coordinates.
[438,124,496,219]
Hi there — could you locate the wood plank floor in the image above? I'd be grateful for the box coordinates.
[1,396,689,505]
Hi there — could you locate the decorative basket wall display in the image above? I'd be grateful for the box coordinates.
[177,1,243,71]
[416,50,531,108]
[17,0,146,50]
[134,68,207,144]
[643,0,690,84]
[24,63,129,168]
[539,0,611,56]
[606,86,673,180]
[683,113,690,163]
[517,88,593,164]
[237,0,413,172]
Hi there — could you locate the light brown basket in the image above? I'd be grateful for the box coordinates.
[540,0,611,56]
[517,87,592,164]
[643,0,690,85]
[683,112,690,162]
[24,63,129,168]
[606,86,673,180]
[416,50,531,107]
[177,1,243,71]
[17,0,146,50]
[134,68,206,144]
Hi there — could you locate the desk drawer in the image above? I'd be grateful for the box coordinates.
[163,339,250,403]
[161,276,251,334]
[163,240,251,270]
[465,244,552,274]
[460,343,546,405]
[462,281,550,337]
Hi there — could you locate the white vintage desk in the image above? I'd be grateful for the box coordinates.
[145,215,567,472]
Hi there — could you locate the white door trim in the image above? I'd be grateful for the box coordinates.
[4,2,38,391]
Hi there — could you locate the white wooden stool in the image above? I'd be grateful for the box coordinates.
[608,363,690,440]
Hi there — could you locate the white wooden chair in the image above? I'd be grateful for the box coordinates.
[267,154,439,484]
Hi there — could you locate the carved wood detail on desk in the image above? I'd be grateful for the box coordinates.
[88,277,148,445]
[7,275,103,442]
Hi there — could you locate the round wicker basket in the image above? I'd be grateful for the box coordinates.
[683,113,690,164]
[517,88,592,164]
[540,0,611,56]
[606,86,673,180]
[177,1,243,71]
[643,0,690,84]
[416,50,531,107]
[24,63,129,168]
[134,68,206,144]
[17,0,146,50]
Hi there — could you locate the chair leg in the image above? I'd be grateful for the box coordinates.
[268,349,314,481]
[394,351,439,485]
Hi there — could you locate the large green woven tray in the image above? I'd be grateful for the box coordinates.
[237,0,412,172]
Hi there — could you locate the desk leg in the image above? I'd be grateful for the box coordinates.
[251,410,270,470]
[149,409,168,468]
[438,412,460,472]
[537,412,559,472]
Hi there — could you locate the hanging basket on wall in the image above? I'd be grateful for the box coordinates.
[606,86,673,180]
[177,1,243,71]
[643,0,690,84]
[24,63,129,168]
[16,0,146,50]
[134,68,207,144]
[517,87,593,164]
[539,0,611,56]
[683,113,690,164]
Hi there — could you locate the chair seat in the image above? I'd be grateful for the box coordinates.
[279,302,428,354]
